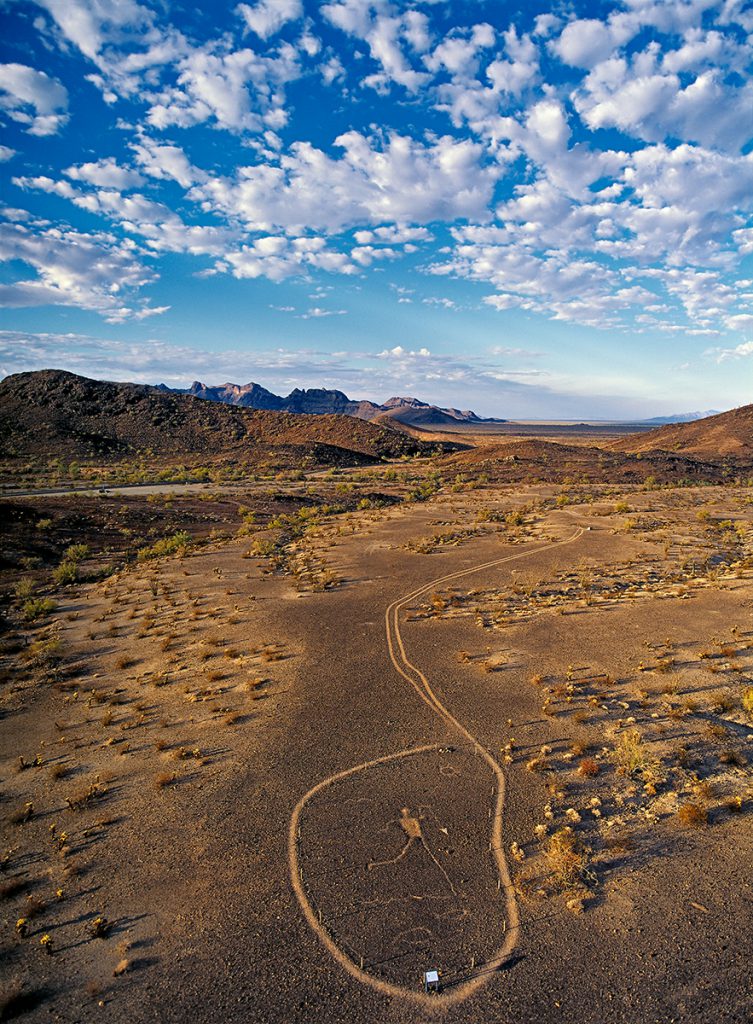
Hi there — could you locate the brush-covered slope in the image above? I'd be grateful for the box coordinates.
[0,370,446,464]
[611,405,753,459]
[440,439,735,484]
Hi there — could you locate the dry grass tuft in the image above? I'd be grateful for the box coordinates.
[66,782,107,811]
[570,740,592,757]
[543,828,590,888]
[577,758,600,777]
[677,802,708,828]
[611,729,661,780]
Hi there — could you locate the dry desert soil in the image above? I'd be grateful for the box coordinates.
[1,472,752,1024]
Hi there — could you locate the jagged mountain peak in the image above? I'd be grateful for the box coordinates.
[157,382,500,426]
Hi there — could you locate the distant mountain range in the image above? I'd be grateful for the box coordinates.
[643,410,721,424]
[154,382,725,429]
[155,381,502,428]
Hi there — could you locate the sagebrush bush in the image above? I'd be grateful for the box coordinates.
[53,560,78,586]
[21,598,56,622]
[544,828,590,888]
[137,531,191,561]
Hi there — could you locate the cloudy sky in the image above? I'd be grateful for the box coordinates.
[0,0,751,417]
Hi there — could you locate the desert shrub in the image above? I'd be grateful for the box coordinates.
[611,729,660,776]
[14,579,35,600]
[543,828,591,888]
[0,878,27,899]
[53,560,78,585]
[66,782,107,811]
[24,636,62,670]
[137,531,191,561]
[249,539,279,557]
[742,686,753,718]
[406,472,443,502]
[64,544,89,561]
[9,802,34,825]
[677,802,708,827]
[89,916,110,939]
[21,597,56,622]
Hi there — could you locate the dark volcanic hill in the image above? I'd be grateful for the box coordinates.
[0,370,449,465]
[440,439,739,484]
[159,381,498,426]
[611,405,753,460]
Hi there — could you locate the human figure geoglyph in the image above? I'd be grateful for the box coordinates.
[368,807,457,895]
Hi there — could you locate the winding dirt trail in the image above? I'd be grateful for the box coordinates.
[289,525,584,1010]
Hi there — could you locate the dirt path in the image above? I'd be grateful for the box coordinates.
[289,526,583,1008]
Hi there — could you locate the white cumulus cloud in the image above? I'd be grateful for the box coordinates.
[0,217,163,321]
[192,131,499,234]
[237,0,303,40]
[65,157,144,189]
[0,64,68,135]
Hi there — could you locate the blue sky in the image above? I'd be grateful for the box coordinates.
[0,0,751,418]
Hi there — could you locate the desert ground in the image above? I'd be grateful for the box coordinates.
[1,427,753,1023]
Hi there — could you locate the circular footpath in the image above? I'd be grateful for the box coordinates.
[289,526,584,1010]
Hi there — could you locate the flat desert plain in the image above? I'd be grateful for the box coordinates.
[1,474,752,1023]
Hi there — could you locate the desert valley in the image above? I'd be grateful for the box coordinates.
[2,0,753,1018]
[0,370,751,1023]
